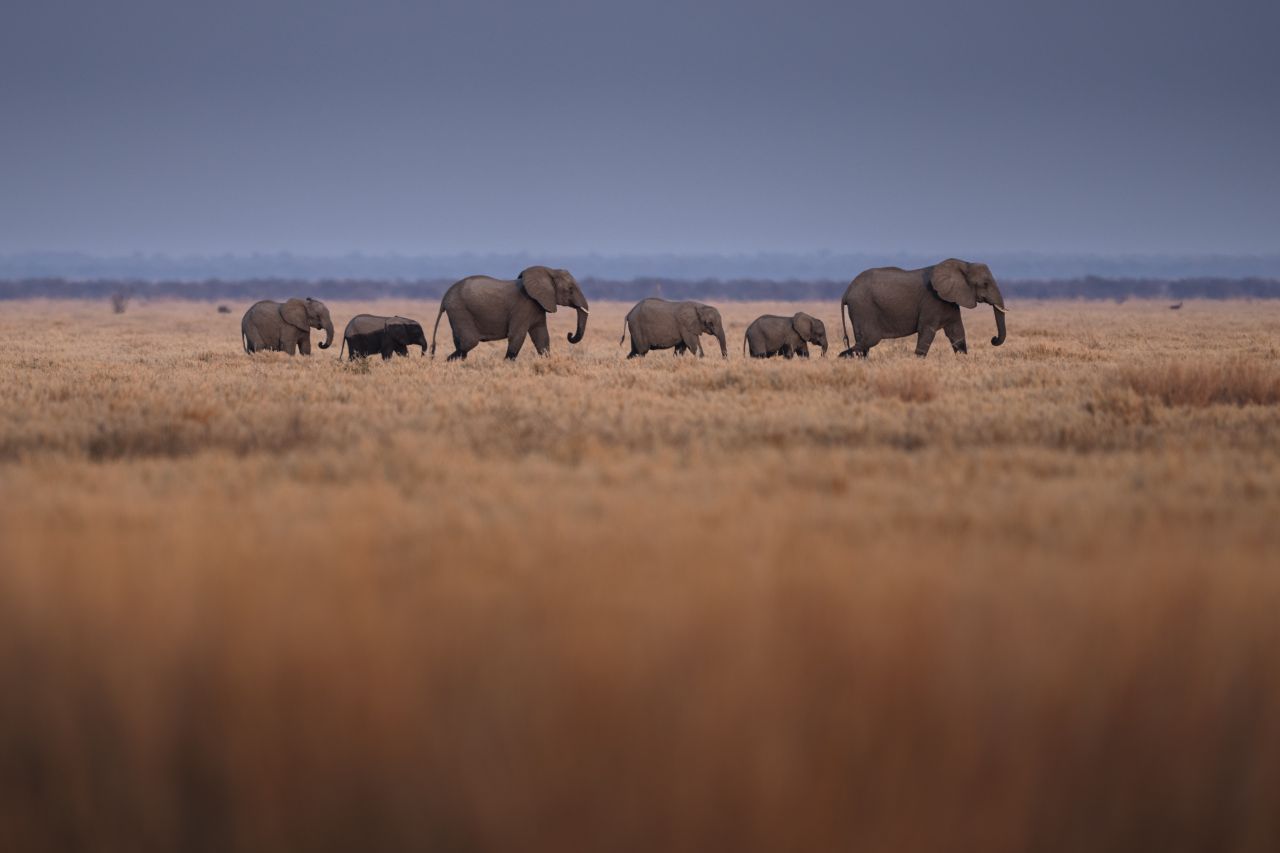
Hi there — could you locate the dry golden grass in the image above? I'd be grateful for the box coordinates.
[2,298,1280,851]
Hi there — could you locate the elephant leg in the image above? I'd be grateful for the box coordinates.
[680,330,701,356]
[283,336,298,355]
[505,336,527,359]
[529,321,551,356]
[505,329,528,360]
[839,334,875,358]
[628,325,649,358]
[944,319,967,354]
[796,344,810,358]
[502,310,540,360]
[299,333,313,356]
[914,326,937,358]
[447,313,480,361]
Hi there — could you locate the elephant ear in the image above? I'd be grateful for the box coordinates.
[386,320,408,345]
[696,305,718,326]
[930,259,977,308]
[792,313,813,341]
[281,299,310,331]
[519,267,557,313]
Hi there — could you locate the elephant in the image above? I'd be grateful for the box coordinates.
[241,298,334,354]
[430,266,589,360]
[338,314,429,360]
[620,299,728,358]
[838,259,1007,358]
[744,312,828,358]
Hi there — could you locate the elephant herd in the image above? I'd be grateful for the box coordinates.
[239,259,1008,362]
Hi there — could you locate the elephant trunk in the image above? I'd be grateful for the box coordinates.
[567,305,589,344]
[990,302,1006,347]
[318,316,334,349]
[715,324,728,358]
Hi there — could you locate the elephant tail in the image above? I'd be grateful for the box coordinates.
[742,332,747,357]
[337,336,346,360]
[618,319,628,347]
[430,305,446,358]
[241,327,250,354]
[841,300,850,349]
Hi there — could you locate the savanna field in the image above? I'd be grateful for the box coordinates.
[2,298,1280,851]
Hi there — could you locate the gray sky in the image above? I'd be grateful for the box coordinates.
[1,0,1276,257]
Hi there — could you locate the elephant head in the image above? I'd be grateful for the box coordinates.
[792,312,828,356]
[282,297,334,349]
[697,304,728,358]
[929,259,1007,346]
[389,318,429,354]
[518,266,590,344]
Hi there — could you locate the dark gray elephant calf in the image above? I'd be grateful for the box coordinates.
[620,298,727,358]
[339,314,428,360]
[744,312,828,358]
[839,259,1007,358]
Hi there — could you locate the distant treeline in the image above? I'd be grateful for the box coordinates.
[3,276,1280,302]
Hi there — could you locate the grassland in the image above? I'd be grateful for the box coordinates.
[2,298,1279,851]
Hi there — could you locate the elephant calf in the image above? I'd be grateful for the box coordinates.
[620,298,727,358]
[744,312,828,358]
[241,298,334,355]
[339,314,429,360]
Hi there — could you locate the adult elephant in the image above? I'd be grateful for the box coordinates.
[430,266,589,361]
[744,312,828,358]
[339,314,428,360]
[241,298,334,355]
[838,259,1007,358]
[620,298,727,358]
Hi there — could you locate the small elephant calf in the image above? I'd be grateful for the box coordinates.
[744,312,828,358]
[339,314,429,360]
[620,298,728,358]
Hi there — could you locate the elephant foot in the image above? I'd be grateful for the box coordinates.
[446,351,467,361]
[839,348,865,359]
[914,351,930,359]
[952,341,968,354]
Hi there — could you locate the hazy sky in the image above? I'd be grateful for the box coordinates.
[2,0,1276,256]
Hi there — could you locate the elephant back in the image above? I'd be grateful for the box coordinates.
[345,314,389,336]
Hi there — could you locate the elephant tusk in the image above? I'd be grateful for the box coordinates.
[579,307,590,314]
[992,304,1008,314]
